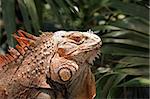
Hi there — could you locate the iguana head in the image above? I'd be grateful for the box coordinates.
[49,31,102,98]
[52,30,102,64]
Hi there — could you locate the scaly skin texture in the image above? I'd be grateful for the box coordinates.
[0,30,102,99]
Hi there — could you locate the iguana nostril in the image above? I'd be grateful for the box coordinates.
[58,68,72,82]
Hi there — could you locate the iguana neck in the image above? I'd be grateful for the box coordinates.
[67,63,96,99]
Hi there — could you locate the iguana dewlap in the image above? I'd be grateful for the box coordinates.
[0,30,102,99]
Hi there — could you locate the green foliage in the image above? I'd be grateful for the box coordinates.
[1,0,16,46]
[0,0,149,98]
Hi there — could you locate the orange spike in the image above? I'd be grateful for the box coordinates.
[0,57,5,67]
[17,30,38,40]
[17,30,25,37]
[5,54,14,62]
[15,45,25,55]
[9,52,17,59]
[20,37,32,47]
[0,55,8,64]
[13,34,26,48]
[16,36,35,47]
[3,55,10,64]
[5,54,11,63]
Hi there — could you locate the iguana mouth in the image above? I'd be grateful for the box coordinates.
[78,41,101,52]
[64,44,100,59]
[62,43,101,65]
[87,49,101,65]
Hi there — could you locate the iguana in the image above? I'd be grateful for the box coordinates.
[0,30,102,99]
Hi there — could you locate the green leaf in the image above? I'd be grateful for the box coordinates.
[103,38,149,49]
[117,77,150,87]
[101,75,116,98]
[93,25,121,31]
[23,0,40,34]
[115,57,149,69]
[107,87,119,99]
[34,0,45,26]
[109,0,149,21]
[96,74,115,98]
[102,30,129,37]
[107,74,127,98]
[54,0,71,16]
[0,29,2,44]
[45,0,64,27]
[96,73,126,98]
[17,0,32,32]
[115,68,149,76]
[2,0,16,46]
[102,45,148,57]
[97,74,126,98]
[102,30,149,44]
[109,18,149,35]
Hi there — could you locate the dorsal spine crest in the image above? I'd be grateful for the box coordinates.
[0,30,38,70]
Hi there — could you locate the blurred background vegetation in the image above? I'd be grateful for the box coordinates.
[0,0,149,98]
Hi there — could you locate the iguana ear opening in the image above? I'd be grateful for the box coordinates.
[49,55,79,83]
[50,63,78,83]
[58,67,72,82]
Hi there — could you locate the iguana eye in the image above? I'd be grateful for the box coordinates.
[68,33,84,44]
[70,36,82,42]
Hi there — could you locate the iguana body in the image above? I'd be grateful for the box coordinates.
[0,30,102,99]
